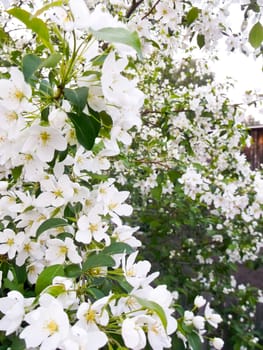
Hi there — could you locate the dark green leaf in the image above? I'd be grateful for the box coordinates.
[68,112,101,150]
[82,253,115,271]
[100,111,113,129]
[188,331,202,350]
[22,54,42,82]
[64,87,89,114]
[134,296,167,330]
[172,337,185,350]
[64,264,82,278]
[103,242,134,255]
[197,34,205,48]
[90,27,142,58]
[249,22,263,48]
[11,166,23,181]
[8,8,53,51]
[35,264,65,295]
[41,106,49,122]
[36,218,68,238]
[186,7,200,26]
[87,287,106,299]
[11,336,26,350]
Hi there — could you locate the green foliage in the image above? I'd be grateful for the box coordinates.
[90,27,142,58]
[35,264,65,295]
[68,111,101,150]
[249,22,263,48]
[36,218,69,238]
[7,8,53,51]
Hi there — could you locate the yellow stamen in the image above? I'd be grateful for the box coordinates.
[40,131,50,145]
[85,309,96,323]
[46,320,59,334]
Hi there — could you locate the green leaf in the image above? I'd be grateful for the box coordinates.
[11,336,26,350]
[22,54,42,82]
[87,287,106,299]
[44,285,65,297]
[64,87,89,114]
[82,253,115,271]
[197,34,205,48]
[34,1,64,17]
[8,8,53,51]
[35,264,65,295]
[186,7,200,26]
[103,242,134,255]
[39,79,53,96]
[249,22,263,48]
[41,53,62,68]
[64,264,82,278]
[68,112,101,150]
[90,27,142,58]
[11,166,23,181]
[134,296,167,330]
[172,337,185,350]
[188,331,202,350]
[36,218,68,238]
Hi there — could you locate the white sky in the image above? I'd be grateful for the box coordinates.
[211,4,263,123]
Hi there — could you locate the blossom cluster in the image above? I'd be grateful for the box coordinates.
[0,0,227,349]
[1,0,263,349]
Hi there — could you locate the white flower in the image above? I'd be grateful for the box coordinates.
[192,315,205,330]
[122,251,159,288]
[184,310,194,325]
[26,261,45,284]
[0,291,26,335]
[62,324,107,350]
[22,125,67,162]
[20,294,70,349]
[76,297,109,329]
[122,317,146,350]
[194,295,206,308]
[0,229,24,259]
[45,237,82,264]
[0,67,31,112]
[15,235,43,266]
[35,174,74,208]
[48,108,67,129]
[204,303,223,328]
[76,211,109,245]
[211,337,224,350]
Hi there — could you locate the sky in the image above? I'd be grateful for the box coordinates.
[211,4,263,123]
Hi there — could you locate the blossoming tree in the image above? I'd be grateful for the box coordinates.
[0,0,262,349]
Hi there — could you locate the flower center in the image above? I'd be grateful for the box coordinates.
[88,223,98,233]
[40,131,50,145]
[7,238,14,246]
[59,245,68,255]
[14,89,24,101]
[46,320,59,334]
[85,309,96,323]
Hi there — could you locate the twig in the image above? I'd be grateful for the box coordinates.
[126,0,144,18]
[141,0,161,20]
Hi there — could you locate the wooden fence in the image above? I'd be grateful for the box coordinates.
[244,125,263,169]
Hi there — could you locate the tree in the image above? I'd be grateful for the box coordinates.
[0,0,263,349]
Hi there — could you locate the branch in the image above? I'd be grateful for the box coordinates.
[126,0,144,18]
[141,0,161,20]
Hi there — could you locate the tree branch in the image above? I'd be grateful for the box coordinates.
[126,0,144,18]
[141,0,161,20]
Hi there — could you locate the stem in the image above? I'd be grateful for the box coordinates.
[141,0,161,20]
